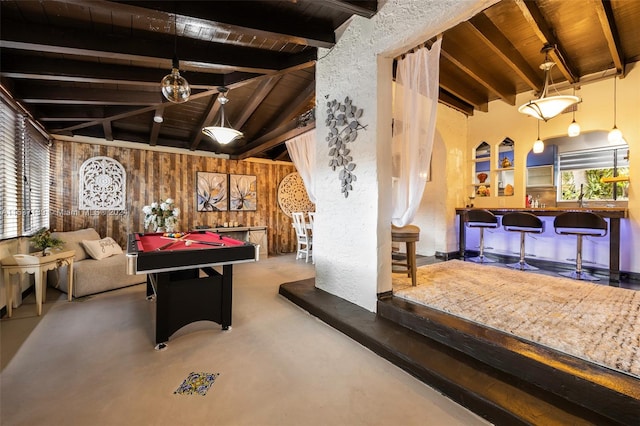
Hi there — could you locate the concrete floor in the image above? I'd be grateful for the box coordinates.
[1,254,488,426]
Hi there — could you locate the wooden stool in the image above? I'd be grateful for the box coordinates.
[392,225,420,287]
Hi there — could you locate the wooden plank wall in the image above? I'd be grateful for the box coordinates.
[49,140,299,255]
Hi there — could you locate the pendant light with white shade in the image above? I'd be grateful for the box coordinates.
[608,76,623,144]
[533,120,544,154]
[202,87,243,145]
[567,87,581,137]
[518,45,581,121]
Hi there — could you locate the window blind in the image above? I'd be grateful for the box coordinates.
[22,120,50,235]
[0,99,18,239]
[559,147,628,171]
[0,96,50,240]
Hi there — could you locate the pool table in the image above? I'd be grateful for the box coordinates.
[126,231,258,349]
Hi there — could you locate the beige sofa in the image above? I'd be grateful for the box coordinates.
[47,228,146,298]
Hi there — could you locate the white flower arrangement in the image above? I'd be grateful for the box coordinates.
[143,198,180,232]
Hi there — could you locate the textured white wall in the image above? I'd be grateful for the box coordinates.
[314,0,494,311]
[414,103,468,256]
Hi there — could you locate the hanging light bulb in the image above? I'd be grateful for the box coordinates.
[567,88,581,137]
[608,76,623,144]
[202,87,243,144]
[161,14,190,103]
[533,120,544,153]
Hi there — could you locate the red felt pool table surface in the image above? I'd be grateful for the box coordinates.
[136,231,245,252]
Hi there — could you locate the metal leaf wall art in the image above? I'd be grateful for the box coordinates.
[325,96,366,198]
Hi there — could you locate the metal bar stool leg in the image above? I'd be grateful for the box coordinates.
[560,234,599,281]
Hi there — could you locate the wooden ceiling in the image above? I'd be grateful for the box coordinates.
[1,1,639,161]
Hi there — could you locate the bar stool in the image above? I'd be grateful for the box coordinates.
[554,212,607,281]
[465,209,499,263]
[391,225,420,287]
[502,212,544,270]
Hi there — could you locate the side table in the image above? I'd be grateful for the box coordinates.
[1,250,75,317]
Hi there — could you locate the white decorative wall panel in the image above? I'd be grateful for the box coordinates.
[79,156,126,210]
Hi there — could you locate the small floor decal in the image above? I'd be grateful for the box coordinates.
[174,372,220,396]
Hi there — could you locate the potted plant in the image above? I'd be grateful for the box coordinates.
[30,227,64,256]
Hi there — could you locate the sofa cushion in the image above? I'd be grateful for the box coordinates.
[51,228,100,261]
[82,237,123,260]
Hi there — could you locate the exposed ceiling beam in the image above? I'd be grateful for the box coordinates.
[190,95,221,151]
[266,81,316,133]
[441,39,516,105]
[515,0,579,84]
[103,120,113,141]
[594,0,625,76]
[149,105,165,147]
[0,52,256,89]
[0,20,295,74]
[438,90,475,116]
[15,83,162,105]
[233,75,282,129]
[53,62,315,136]
[438,62,490,112]
[96,0,337,48]
[465,15,542,91]
[315,0,378,18]
[236,122,315,160]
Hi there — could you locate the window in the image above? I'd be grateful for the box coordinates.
[0,95,50,239]
[559,147,629,202]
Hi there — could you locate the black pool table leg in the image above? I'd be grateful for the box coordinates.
[154,273,171,347]
[221,264,233,330]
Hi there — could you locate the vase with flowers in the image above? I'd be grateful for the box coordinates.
[31,227,64,256]
[143,198,180,232]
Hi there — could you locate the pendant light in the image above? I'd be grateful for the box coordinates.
[608,76,623,144]
[518,45,581,121]
[567,87,581,137]
[202,87,243,145]
[161,14,190,103]
[533,120,544,153]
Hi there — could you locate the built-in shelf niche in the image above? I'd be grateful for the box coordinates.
[473,141,491,196]
[496,137,514,196]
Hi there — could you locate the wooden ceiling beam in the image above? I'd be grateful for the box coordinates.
[53,62,315,135]
[236,122,315,160]
[441,40,516,105]
[93,0,337,49]
[315,0,378,18]
[515,0,579,84]
[15,83,162,105]
[233,75,282,130]
[103,120,113,141]
[190,95,221,152]
[438,90,475,116]
[149,105,165,147]
[465,15,542,91]
[594,0,625,76]
[267,81,316,133]
[1,20,294,74]
[0,52,240,89]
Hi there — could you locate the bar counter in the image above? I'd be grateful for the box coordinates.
[455,207,629,283]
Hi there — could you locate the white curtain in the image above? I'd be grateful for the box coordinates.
[285,130,317,203]
[391,37,442,227]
